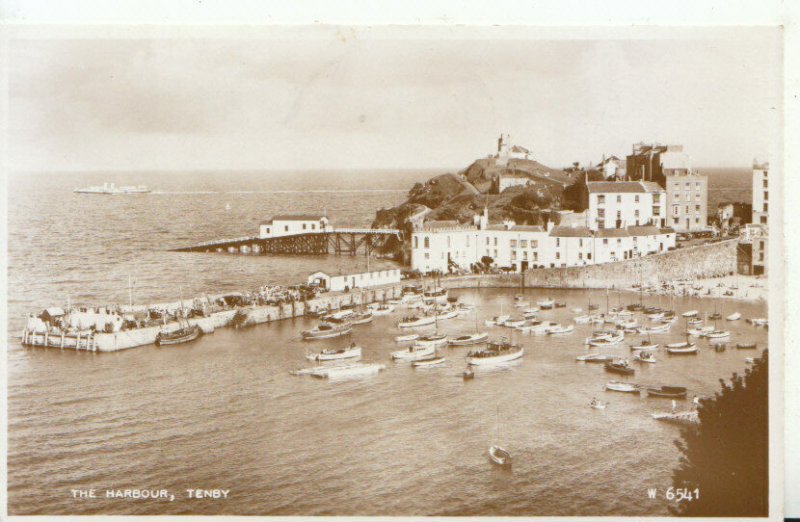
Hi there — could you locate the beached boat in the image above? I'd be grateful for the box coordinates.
[467,339,524,366]
[302,321,352,340]
[391,344,436,360]
[705,330,731,340]
[605,360,635,375]
[605,380,640,393]
[306,343,362,361]
[448,331,489,346]
[155,324,201,345]
[646,385,687,399]
[398,315,436,329]
[576,353,615,363]
[547,324,574,335]
[681,310,698,318]
[736,343,757,350]
[652,410,699,425]
[666,343,698,354]
[395,333,419,342]
[726,312,742,321]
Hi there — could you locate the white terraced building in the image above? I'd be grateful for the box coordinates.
[308,269,402,292]
[410,208,676,274]
[259,214,330,239]
[585,181,666,229]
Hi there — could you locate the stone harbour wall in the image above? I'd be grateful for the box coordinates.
[523,239,738,289]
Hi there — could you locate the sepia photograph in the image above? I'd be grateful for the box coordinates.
[1,8,789,520]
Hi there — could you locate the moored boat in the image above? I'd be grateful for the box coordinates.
[576,353,615,363]
[414,334,448,349]
[412,356,447,368]
[681,310,698,317]
[422,287,448,305]
[448,331,489,346]
[350,311,374,325]
[391,344,435,360]
[302,321,352,340]
[605,380,640,393]
[484,314,510,327]
[639,322,671,334]
[604,359,635,375]
[726,312,742,321]
[705,330,731,340]
[155,324,201,345]
[666,342,698,354]
[646,385,687,398]
[306,343,362,361]
[546,323,574,335]
[629,339,658,351]
[398,315,436,329]
[368,303,396,316]
[634,351,656,363]
[537,298,555,309]
[588,332,624,347]
[395,333,419,342]
[467,339,523,366]
[736,342,757,350]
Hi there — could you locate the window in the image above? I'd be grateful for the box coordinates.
[764,203,768,212]
[523,251,528,260]
[486,237,490,245]
[653,194,660,203]
[695,217,700,224]
[531,240,538,248]
[447,236,451,248]
[764,191,769,201]
[520,240,527,248]
[556,252,560,260]
[603,238,608,245]
[302,223,307,230]
[414,236,419,248]
[598,195,605,204]
[511,251,517,260]
[759,252,765,262]
[685,182,690,189]
[533,252,538,261]
[466,235,470,247]
[578,252,583,260]
[587,253,592,260]
[284,225,289,232]
[653,207,660,216]
[674,182,680,189]
[579,239,583,247]
[673,205,680,216]
[424,237,430,249]
[424,253,429,259]
[266,228,271,234]
[695,205,701,212]
[598,220,605,228]
[635,209,640,217]
[311,223,316,230]
[685,205,689,214]
[494,237,498,246]
[617,238,622,245]
[616,210,621,219]
[760,216,767,224]
[510,240,517,248]
[494,249,498,258]
[695,193,701,200]
[616,195,621,203]
[673,217,679,225]
[635,195,640,203]
[763,179,768,188]
[556,238,561,247]
[598,208,605,218]
[696,182,701,188]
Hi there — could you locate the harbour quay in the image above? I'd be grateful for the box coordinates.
[20,269,403,352]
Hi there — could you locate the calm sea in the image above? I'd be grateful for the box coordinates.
[6,168,762,516]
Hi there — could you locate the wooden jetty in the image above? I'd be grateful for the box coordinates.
[172,228,402,257]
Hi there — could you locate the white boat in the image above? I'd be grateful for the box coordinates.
[306,343,362,361]
[513,301,529,309]
[666,343,698,354]
[414,334,448,349]
[687,318,703,326]
[412,356,447,368]
[321,309,354,321]
[488,406,512,467]
[521,320,557,335]
[368,304,396,316]
[350,311,374,325]
[484,314,510,327]
[660,317,677,325]
[617,319,639,330]
[391,344,436,360]
[647,312,665,320]
[537,299,555,309]
[522,309,539,319]
[705,330,731,340]
[504,318,527,328]
[467,339,524,366]
[605,381,640,393]
[398,315,436,329]
[387,298,404,305]
[688,325,714,337]
[435,309,459,321]
[751,317,768,327]
[652,410,699,425]
[745,357,756,364]
[639,323,671,334]
[726,312,742,321]
[293,362,385,379]
[681,310,699,317]
[634,351,656,363]
[588,332,624,347]
[395,333,419,342]
[629,340,658,351]
[74,182,151,194]
[575,353,615,362]
[574,314,592,324]
[547,324,574,335]
[571,307,584,314]
[448,331,489,346]
[589,399,608,410]
[302,322,353,340]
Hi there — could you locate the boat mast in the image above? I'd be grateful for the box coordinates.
[128,275,133,308]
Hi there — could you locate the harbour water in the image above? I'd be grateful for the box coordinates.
[6,168,762,516]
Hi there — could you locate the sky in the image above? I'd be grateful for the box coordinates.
[6,26,783,172]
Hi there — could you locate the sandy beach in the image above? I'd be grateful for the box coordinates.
[634,274,768,303]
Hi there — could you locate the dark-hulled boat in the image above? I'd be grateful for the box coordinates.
[736,343,757,350]
[156,324,201,346]
[646,385,688,399]
[604,360,634,375]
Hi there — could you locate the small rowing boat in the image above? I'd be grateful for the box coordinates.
[646,385,687,398]
[546,324,574,335]
[576,353,615,363]
[605,360,635,375]
[634,351,656,363]
[605,380,640,393]
[412,356,447,368]
[395,333,419,342]
[306,343,362,361]
[736,343,757,350]
[666,342,698,354]
[726,312,742,321]
[448,331,489,346]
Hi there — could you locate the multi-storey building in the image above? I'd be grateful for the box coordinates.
[410,208,675,274]
[664,172,708,233]
[259,214,330,239]
[752,161,769,225]
[585,181,666,229]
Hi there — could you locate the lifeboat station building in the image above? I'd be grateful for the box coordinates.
[259,214,330,239]
[308,269,402,293]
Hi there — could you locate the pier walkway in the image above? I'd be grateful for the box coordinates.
[173,228,402,256]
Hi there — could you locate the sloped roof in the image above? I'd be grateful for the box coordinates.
[422,220,473,231]
[511,145,531,154]
[549,226,593,238]
[626,225,662,236]
[587,181,664,194]
[263,214,327,224]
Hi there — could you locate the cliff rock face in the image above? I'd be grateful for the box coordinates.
[372,158,581,261]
